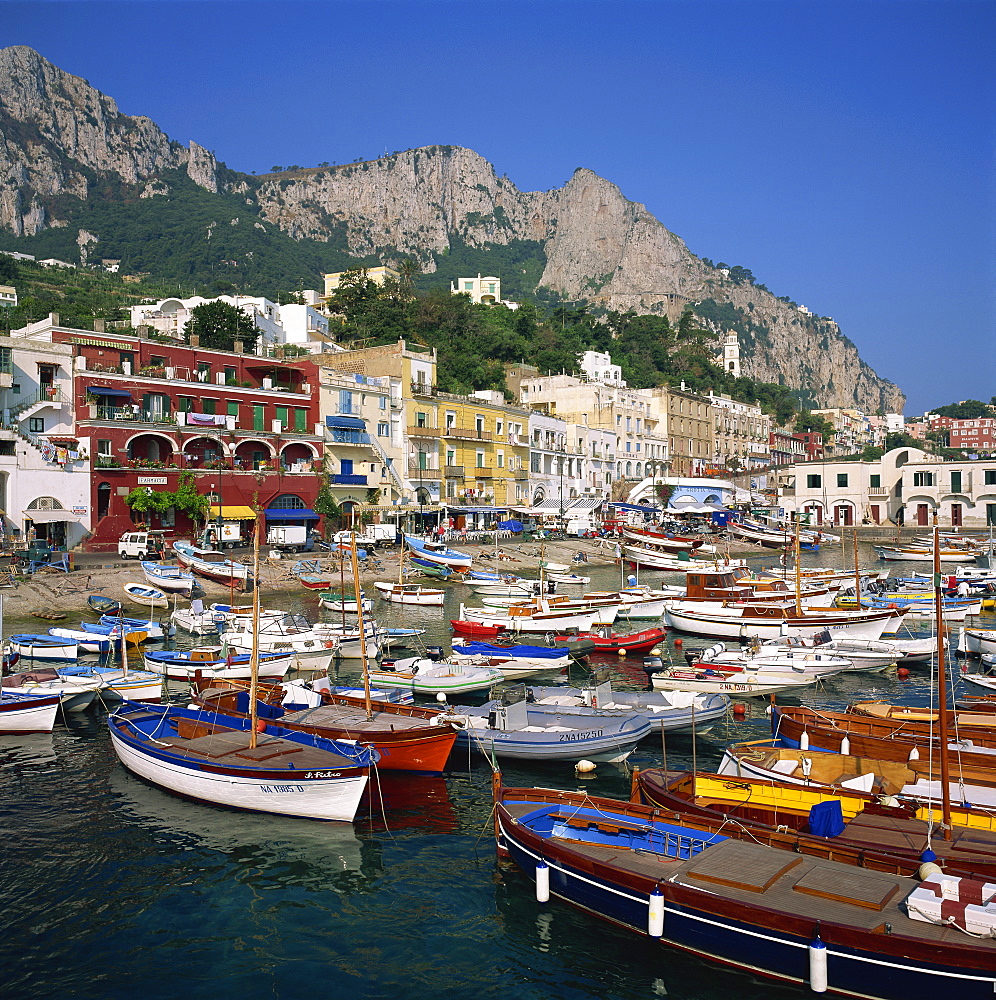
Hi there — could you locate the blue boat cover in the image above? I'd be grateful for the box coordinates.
[808,799,845,838]
[454,641,567,659]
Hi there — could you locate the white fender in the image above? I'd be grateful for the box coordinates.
[536,861,550,903]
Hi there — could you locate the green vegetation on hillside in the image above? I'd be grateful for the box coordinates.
[930,399,995,419]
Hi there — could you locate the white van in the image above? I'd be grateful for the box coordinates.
[117,531,167,560]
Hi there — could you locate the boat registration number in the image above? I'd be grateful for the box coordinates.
[559,730,603,742]
[720,684,756,691]
[261,784,305,794]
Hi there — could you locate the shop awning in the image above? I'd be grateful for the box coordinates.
[87,385,133,397]
[441,505,509,513]
[207,505,257,520]
[607,502,662,514]
[264,508,319,521]
[22,509,82,523]
[325,416,366,430]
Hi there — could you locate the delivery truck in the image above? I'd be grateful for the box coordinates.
[266,524,316,553]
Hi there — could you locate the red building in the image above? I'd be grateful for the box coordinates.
[793,431,824,461]
[52,328,325,550]
[947,418,996,451]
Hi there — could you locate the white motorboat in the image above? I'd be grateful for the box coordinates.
[650,663,817,697]
[664,601,904,640]
[367,656,503,695]
[457,602,600,633]
[1,667,102,711]
[141,561,196,594]
[685,641,850,680]
[123,581,169,608]
[222,613,339,672]
[373,582,446,606]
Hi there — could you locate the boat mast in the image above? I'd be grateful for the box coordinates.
[349,530,373,720]
[248,504,262,750]
[852,527,862,609]
[793,519,802,617]
[933,526,952,840]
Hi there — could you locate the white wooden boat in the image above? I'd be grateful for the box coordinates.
[457,602,600,633]
[545,572,590,585]
[962,628,996,656]
[664,601,904,640]
[876,545,977,563]
[143,647,295,681]
[373,582,446,606]
[0,690,61,733]
[123,581,169,608]
[9,635,78,662]
[173,541,252,586]
[757,633,907,670]
[108,703,375,821]
[222,615,339,672]
[141,561,195,594]
[650,663,817,697]
[963,672,996,692]
[47,627,113,655]
[312,622,379,660]
[367,656,503,695]
[687,641,850,679]
[1,667,101,710]
[317,591,373,614]
[402,535,473,569]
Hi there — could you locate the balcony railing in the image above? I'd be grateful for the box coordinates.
[444,465,465,478]
[444,427,493,441]
[94,405,177,424]
[327,429,372,445]
[410,381,437,397]
[408,461,440,473]
[408,425,442,437]
[331,473,368,485]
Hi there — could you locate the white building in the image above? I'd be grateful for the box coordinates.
[128,295,330,352]
[451,274,501,306]
[0,319,90,547]
[579,350,624,385]
[0,285,17,309]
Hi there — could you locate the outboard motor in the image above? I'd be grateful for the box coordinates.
[424,645,444,661]
[684,647,706,667]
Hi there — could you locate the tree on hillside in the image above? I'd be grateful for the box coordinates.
[185,300,257,352]
[395,258,420,299]
[885,431,924,451]
[0,255,17,284]
[931,399,994,419]
[794,411,835,439]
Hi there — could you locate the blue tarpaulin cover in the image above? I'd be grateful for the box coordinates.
[808,799,845,838]
[498,519,524,531]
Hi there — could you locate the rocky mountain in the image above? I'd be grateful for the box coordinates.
[0,45,904,412]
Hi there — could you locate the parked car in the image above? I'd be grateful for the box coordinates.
[117,530,167,560]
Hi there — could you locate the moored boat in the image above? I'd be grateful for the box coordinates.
[141,561,195,594]
[373,582,446,606]
[494,781,996,1000]
[108,702,376,821]
[173,541,252,587]
[123,581,169,607]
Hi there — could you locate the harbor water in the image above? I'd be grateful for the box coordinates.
[1,542,991,1000]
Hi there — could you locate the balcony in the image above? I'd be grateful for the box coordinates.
[92,405,177,424]
[326,429,372,446]
[331,473,368,486]
[444,465,465,479]
[867,487,889,497]
[408,425,442,437]
[410,381,437,397]
[444,427,493,441]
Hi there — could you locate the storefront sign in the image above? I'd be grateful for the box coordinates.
[72,506,88,516]
[137,476,168,486]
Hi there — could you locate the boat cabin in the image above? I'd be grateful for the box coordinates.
[685,571,755,602]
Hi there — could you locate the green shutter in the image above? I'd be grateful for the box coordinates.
[228,401,239,417]
[276,406,289,428]
[253,405,265,431]
[202,399,216,415]
[295,408,307,432]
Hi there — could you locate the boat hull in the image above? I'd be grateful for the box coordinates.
[496,790,996,1000]
[0,693,60,733]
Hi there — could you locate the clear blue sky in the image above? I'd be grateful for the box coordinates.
[6,0,994,415]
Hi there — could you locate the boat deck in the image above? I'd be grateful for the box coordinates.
[137,726,354,769]
[838,809,996,859]
[281,704,429,734]
[502,801,992,948]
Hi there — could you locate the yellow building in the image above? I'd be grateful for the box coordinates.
[322,265,400,299]
[436,390,530,510]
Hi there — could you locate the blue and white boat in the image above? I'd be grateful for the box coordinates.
[2,666,100,710]
[9,634,78,662]
[98,615,174,641]
[48,626,113,655]
[451,640,571,669]
[123,581,169,607]
[141,561,195,594]
[494,782,996,1000]
[446,695,651,762]
[143,647,294,682]
[525,681,730,733]
[403,535,473,569]
[108,703,377,821]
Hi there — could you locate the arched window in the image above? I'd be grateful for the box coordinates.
[269,494,306,509]
[27,497,64,511]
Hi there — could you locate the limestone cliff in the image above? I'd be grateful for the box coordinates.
[0,45,217,235]
[0,46,903,412]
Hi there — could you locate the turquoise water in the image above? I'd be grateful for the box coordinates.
[0,546,990,1000]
